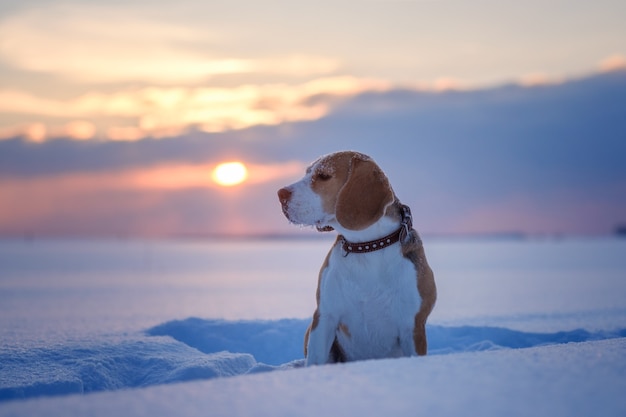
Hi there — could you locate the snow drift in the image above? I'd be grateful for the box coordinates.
[1,336,625,417]
[2,318,625,402]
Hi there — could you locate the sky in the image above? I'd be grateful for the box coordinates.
[0,0,625,237]
[1,0,625,141]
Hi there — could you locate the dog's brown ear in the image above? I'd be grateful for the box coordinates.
[335,156,394,230]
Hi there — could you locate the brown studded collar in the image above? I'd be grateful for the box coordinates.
[341,227,403,254]
[340,204,413,255]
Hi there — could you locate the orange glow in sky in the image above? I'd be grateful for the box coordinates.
[0,159,306,237]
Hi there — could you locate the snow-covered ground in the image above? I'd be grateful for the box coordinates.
[1,237,625,416]
[2,337,625,417]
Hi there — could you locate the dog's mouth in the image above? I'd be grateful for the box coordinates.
[284,214,333,232]
[316,224,334,232]
[278,198,292,222]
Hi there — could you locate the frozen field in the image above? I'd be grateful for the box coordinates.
[1,237,625,416]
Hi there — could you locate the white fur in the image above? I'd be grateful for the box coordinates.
[280,156,424,366]
[281,167,335,230]
[306,224,422,365]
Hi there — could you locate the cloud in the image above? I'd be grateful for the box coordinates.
[0,76,391,141]
[0,4,338,84]
[0,119,96,142]
[0,159,305,237]
[0,122,47,143]
[0,159,305,192]
[599,54,626,73]
[515,54,626,88]
[2,69,625,237]
[127,160,306,190]
[517,72,565,87]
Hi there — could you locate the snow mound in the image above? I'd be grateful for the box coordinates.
[147,318,308,366]
[1,338,625,417]
[2,318,625,403]
[147,317,626,358]
[0,336,255,401]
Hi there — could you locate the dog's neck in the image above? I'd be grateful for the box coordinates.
[333,202,414,255]
[333,200,406,240]
[335,215,400,244]
[340,226,404,255]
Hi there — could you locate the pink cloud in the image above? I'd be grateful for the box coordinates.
[599,54,626,73]
[0,160,304,237]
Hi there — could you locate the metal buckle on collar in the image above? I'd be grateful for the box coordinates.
[399,204,413,243]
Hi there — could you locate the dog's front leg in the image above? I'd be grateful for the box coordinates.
[399,328,418,357]
[398,318,421,357]
[305,312,338,366]
[398,319,428,357]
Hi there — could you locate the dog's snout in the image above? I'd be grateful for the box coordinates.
[277,187,292,205]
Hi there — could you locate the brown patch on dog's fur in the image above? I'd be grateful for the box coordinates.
[335,156,394,231]
[304,236,340,357]
[311,152,394,231]
[338,322,351,338]
[303,309,319,357]
[310,152,353,216]
[394,203,436,355]
[411,258,436,355]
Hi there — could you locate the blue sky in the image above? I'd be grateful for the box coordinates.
[0,0,625,237]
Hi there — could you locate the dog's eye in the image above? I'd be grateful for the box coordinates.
[315,172,332,181]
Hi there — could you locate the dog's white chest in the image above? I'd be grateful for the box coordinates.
[319,245,422,360]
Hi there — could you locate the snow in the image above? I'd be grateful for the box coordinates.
[2,317,625,404]
[1,338,625,417]
[1,237,626,416]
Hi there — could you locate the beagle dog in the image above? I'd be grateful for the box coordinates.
[277,151,436,366]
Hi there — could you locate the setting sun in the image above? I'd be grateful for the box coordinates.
[211,162,248,187]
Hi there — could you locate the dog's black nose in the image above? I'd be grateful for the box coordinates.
[277,187,292,205]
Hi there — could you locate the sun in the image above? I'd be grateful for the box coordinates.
[211,162,248,187]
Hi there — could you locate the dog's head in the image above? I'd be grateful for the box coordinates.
[277,151,395,232]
